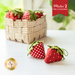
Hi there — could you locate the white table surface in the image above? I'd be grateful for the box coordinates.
[0,30,75,75]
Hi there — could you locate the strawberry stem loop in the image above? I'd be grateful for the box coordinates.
[27,40,43,56]
[47,45,68,59]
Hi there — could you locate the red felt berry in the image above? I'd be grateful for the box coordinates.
[6,8,23,21]
[5,11,11,18]
[27,41,45,59]
[21,10,37,21]
[44,45,68,64]
[36,10,43,19]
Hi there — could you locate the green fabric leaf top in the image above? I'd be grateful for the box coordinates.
[10,8,24,18]
[47,45,68,59]
[28,10,37,21]
[35,10,44,14]
[27,41,43,56]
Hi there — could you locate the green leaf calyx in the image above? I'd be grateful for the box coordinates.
[47,45,68,59]
[27,40,43,56]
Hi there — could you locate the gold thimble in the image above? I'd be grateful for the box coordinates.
[5,58,17,70]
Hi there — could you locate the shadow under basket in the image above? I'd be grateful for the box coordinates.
[5,14,47,44]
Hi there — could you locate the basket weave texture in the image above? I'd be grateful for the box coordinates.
[5,14,47,44]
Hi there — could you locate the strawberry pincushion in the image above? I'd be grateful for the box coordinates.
[44,45,68,63]
[21,10,37,21]
[6,8,44,21]
[6,8,23,21]
[27,42,68,63]
[27,41,45,59]
[35,10,43,18]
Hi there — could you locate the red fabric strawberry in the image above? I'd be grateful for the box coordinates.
[36,10,43,18]
[44,45,68,63]
[5,11,11,18]
[6,8,23,21]
[10,12,19,21]
[21,10,37,21]
[27,41,45,59]
[21,11,30,20]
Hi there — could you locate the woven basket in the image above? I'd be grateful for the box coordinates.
[5,14,47,44]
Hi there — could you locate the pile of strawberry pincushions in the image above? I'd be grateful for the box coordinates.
[6,8,44,21]
[27,40,68,64]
